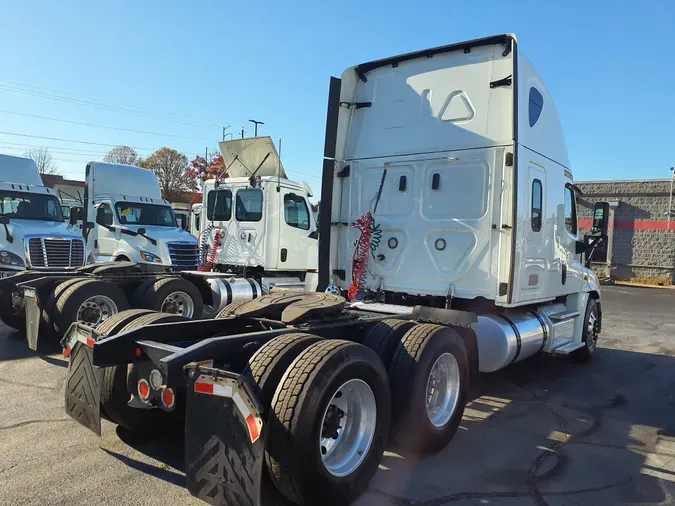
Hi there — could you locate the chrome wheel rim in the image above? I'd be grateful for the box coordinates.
[77,295,118,326]
[426,352,461,428]
[587,308,599,351]
[161,291,194,318]
[320,379,377,478]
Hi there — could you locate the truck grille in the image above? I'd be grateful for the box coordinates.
[27,238,85,268]
[167,242,198,269]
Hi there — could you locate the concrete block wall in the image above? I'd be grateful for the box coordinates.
[576,179,675,285]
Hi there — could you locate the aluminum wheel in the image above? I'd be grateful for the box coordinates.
[77,295,118,326]
[319,379,377,478]
[161,291,194,318]
[587,307,599,352]
[426,352,461,428]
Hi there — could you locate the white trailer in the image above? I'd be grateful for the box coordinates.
[199,136,319,293]
[61,34,609,506]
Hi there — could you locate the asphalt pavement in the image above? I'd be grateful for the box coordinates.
[1,285,674,505]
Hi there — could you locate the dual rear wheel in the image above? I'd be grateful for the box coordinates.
[244,320,469,505]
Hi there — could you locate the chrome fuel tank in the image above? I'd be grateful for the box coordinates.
[472,311,547,373]
[207,277,263,312]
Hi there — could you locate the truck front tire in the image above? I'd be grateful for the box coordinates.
[389,324,469,454]
[573,298,600,363]
[266,340,391,506]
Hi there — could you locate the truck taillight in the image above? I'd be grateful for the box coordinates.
[162,388,175,409]
[138,379,150,400]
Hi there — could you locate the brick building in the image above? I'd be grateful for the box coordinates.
[576,179,675,285]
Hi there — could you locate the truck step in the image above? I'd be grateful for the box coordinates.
[549,310,580,321]
[552,341,585,355]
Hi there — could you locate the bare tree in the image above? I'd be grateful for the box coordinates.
[139,147,196,201]
[104,145,139,166]
[24,147,60,175]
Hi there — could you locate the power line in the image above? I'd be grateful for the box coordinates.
[0,82,222,130]
[0,109,213,141]
[0,131,157,150]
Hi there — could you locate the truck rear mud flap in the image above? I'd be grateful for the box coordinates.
[64,341,103,436]
[184,365,265,506]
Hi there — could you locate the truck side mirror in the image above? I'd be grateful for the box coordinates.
[69,206,82,226]
[592,202,610,237]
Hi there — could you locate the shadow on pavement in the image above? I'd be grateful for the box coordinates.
[104,345,675,505]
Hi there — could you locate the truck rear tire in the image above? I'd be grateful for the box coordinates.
[242,333,323,416]
[389,324,469,454]
[100,312,187,432]
[362,319,417,368]
[130,278,159,308]
[53,279,130,337]
[42,278,85,333]
[140,278,204,319]
[573,298,600,363]
[215,300,250,318]
[266,340,391,506]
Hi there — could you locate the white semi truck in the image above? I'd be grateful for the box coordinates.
[61,34,608,506]
[198,136,319,292]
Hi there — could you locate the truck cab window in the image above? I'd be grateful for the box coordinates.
[564,186,577,236]
[284,194,310,230]
[0,191,64,222]
[207,189,232,221]
[531,179,542,232]
[236,189,263,222]
[96,203,114,226]
[116,202,177,227]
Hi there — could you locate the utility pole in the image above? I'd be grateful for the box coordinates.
[248,119,264,137]
[222,125,230,141]
[241,127,245,139]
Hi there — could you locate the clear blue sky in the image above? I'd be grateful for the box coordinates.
[0,0,673,189]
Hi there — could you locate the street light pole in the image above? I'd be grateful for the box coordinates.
[248,119,264,137]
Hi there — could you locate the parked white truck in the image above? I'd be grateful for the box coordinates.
[198,136,319,292]
[62,34,609,506]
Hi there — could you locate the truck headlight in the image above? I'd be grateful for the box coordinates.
[140,251,163,263]
[0,250,25,267]
[86,252,96,265]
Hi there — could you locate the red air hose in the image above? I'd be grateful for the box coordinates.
[199,229,222,272]
[348,213,375,301]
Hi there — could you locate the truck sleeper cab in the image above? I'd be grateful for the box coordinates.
[61,34,609,506]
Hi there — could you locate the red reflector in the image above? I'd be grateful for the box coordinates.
[85,338,95,348]
[138,379,150,400]
[246,414,260,443]
[63,347,71,358]
[162,388,175,408]
[194,381,214,395]
[135,348,142,358]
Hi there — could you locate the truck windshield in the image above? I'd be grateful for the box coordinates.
[115,202,178,227]
[0,191,64,222]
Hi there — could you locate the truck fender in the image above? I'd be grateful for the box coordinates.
[454,326,480,396]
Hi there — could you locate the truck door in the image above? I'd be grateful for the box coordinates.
[560,184,584,294]
[277,192,317,271]
[93,202,116,262]
[232,189,266,268]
